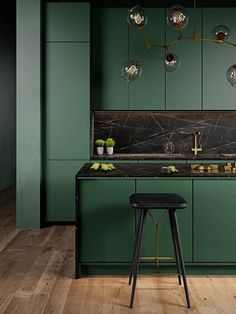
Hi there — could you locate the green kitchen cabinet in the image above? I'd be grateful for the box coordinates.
[79,179,135,262]
[91,8,129,110]
[203,9,236,110]
[45,160,87,222]
[45,43,90,160]
[194,180,236,262]
[136,179,193,262]
[166,9,202,110]
[46,3,90,42]
[129,8,165,110]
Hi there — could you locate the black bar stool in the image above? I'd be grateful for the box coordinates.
[128,193,190,309]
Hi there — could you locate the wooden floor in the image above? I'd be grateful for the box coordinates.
[0,187,236,313]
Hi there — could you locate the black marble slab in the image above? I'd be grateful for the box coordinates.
[92,111,236,159]
[77,163,236,179]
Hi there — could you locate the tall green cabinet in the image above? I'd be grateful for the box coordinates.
[44,3,90,222]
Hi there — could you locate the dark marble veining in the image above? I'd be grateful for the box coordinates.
[92,111,236,159]
[77,163,236,178]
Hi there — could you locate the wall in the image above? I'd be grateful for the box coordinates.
[0,1,16,191]
[16,0,41,228]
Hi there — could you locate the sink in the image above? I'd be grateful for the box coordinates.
[220,153,236,158]
[134,153,185,158]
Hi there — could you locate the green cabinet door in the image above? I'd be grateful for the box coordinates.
[203,9,236,110]
[45,43,90,159]
[46,3,90,42]
[45,160,87,222]
[194,180,236,262]
[166,9,202,110]
[79,179,135,262]
[129,8,165,110]
[91,8,129,110]
[136,179,193,262]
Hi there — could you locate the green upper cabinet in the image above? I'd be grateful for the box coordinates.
[194,180,236,262]
[45,43,90,160]
[46,3,90,42]
[166,9,202,110]
[129,9,165,110]
[136,179,193,262]
[79,179,135,262]
[203,9,236,110]
[91,8,129,110]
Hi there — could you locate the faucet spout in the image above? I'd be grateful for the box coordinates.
[191,132,202,156]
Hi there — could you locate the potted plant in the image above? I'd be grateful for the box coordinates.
[95,139,105,155]
[105,138,115,155]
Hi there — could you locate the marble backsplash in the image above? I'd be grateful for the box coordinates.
[92,111,236,156]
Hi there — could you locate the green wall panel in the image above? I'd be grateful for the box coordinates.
[166,9,202,110]
[45,160,87,221]
[17,0,41,228]
[136,179,193,262]
[46,3,90,42]
[203,9,236,110]
[194,180,236,262]
[45,43,90,160]
[91,8,129,110]
[129,9,165,109]
[79,179,135,262]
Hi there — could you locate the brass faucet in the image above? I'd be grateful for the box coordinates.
[191,132,202,156]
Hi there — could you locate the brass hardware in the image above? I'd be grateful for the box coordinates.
[140,257,175,260]
[191,132,202,156]
[140,209,169,271]
[191,164,219,173]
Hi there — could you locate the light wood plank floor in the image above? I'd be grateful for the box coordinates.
[0,187,236,313]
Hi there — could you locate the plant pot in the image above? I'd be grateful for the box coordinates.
[97,147,104,155]
[106,147,114,155]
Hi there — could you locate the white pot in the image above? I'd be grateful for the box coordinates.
[97,147,104,155]
[106,147,114,155]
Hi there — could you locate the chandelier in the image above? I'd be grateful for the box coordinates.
[122,1,236,87]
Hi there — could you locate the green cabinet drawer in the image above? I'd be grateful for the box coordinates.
[79,179,135,262]
[203,8,236,109]
[45,43,90,159]
[46,3,90,42]
[166,9,202,110]
[129,8,165,110]
[194,180,236,262]
[91,8,129,110]
[136,179,193,262]
[45,160,87,222]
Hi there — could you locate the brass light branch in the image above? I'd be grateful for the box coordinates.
[122,1,236,86]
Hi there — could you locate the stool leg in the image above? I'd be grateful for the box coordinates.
[130,209,147,308]
[170,210,191,308]
[168,210,182,285]
[129,210,141,285]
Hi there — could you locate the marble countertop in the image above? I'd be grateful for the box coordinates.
[77,163,236,179]
[91,153,236,160]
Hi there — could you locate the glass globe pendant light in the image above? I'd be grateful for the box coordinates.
[167,5,189,30]
[226,64,236,87]
[122,60,142,81]
[164,53,180,72]
[212,25,230,42]
[127,5,148,29]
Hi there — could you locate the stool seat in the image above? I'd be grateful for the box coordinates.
[129,193,188,209]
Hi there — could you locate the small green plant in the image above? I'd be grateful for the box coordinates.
[105,138,116,147]
[95,139,105,147]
